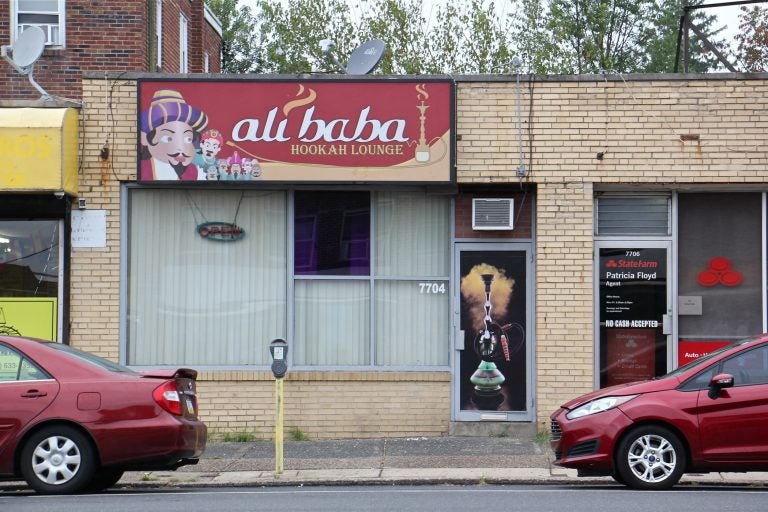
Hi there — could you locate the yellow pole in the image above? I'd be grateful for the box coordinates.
[275,377,284,477]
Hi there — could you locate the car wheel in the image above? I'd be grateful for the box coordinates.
[615,425,685,490]
[85,468,125,492]
[20,425,97,494]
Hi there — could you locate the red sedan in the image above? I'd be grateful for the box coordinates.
[551,334,768,490]
[0,336,206,494]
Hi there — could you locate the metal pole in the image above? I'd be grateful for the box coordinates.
[274,377,284,477]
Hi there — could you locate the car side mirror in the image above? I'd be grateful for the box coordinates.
[708,373,734,399]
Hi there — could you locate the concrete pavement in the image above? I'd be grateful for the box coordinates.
[3,435,768,492]
[118,436,768,489]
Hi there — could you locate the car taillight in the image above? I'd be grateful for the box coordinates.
[153,381,183,416]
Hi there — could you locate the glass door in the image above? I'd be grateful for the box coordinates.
[595,243,671,388]
[454,243,532,421]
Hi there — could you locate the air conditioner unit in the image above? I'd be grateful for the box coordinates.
[472,198,514,230]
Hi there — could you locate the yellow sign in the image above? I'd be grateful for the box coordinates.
[0,108,79,194]
[0,298,58,341]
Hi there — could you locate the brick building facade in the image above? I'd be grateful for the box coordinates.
[1,0,221,100]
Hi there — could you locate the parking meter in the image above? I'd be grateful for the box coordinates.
[269,338,288,379]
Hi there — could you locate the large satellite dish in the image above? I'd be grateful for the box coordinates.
[346,39,386,75]
[1,26,50,99]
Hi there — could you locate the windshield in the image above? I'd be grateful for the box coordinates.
[666,336,760,378]
[44,342,137,374]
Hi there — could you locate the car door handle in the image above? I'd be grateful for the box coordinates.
[21,390,48,398]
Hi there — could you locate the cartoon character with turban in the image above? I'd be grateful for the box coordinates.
[140,89,208,180]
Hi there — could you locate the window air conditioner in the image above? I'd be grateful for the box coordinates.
[472,198,514,230]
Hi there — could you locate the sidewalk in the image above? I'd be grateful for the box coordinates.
[3,436,768,492]
[118,436,768,489]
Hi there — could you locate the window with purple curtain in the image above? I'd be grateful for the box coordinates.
[294,191,370,276]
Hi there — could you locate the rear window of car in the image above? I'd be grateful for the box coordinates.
[43,342,137,374]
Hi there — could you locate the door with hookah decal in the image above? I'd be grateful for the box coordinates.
[455,246,531,419]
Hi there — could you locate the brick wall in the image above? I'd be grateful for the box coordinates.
[76,74,768,437]
[0,2,148,100]
[0,1,221,100]
[200,371,450,440]
[202,14,222,73]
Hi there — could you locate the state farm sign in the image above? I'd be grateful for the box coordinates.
[137,79,454,183]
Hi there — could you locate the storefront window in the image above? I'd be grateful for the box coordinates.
[293,191,450,367]
[127,189,450,368]
[294,191,370,276]
[678,193,762,349]
[127,189,287,366]
[294,280,370,365]
[0,220,60,340]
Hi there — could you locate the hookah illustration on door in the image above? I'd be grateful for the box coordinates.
[460,258,526,412]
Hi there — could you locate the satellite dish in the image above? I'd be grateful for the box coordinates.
[1,26,51,99]
[346,39,386,75]
[10,26,46,69]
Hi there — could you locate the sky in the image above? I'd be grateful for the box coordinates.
[237,0,750,51]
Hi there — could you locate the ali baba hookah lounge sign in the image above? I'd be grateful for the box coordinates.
[137,79,455,184]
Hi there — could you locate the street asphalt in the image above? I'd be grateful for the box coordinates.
[2,436,768,492]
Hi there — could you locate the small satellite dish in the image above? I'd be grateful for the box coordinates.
[11,26,46,69]
[1,26,51,99]
[346,39,386,75]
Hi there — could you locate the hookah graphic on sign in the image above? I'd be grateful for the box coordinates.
[414,84,431,162]
[460,263,525,411]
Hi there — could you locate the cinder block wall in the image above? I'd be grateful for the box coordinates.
[77,74,768,438]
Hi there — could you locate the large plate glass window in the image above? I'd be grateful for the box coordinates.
[677,193,762,363]
[127,189,287,366]
[126,189,450,369]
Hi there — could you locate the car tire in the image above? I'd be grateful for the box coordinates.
[85,467,125,492]
[615,425,686,490]
[20,425,97,495]
[611,471,627,486]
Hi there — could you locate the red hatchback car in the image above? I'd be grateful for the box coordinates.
[0,336,206,494]
[551,334,768,490]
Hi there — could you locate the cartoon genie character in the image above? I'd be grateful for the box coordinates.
[194,129,224,180]
[139,89,208,181]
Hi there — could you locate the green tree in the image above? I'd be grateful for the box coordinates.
[543,0,659,73]
[735,5,768,72]
[243,0,734,75]
[358,0,428,74]
[648,0,729,73]
[426,0,514,73]
[250,0,515,74]
[207,0,260,73]
[508,0,559,74]
[253,0,357,73]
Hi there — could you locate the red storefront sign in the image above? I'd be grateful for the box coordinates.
[678,340,732,366]
[137,79,454,183]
